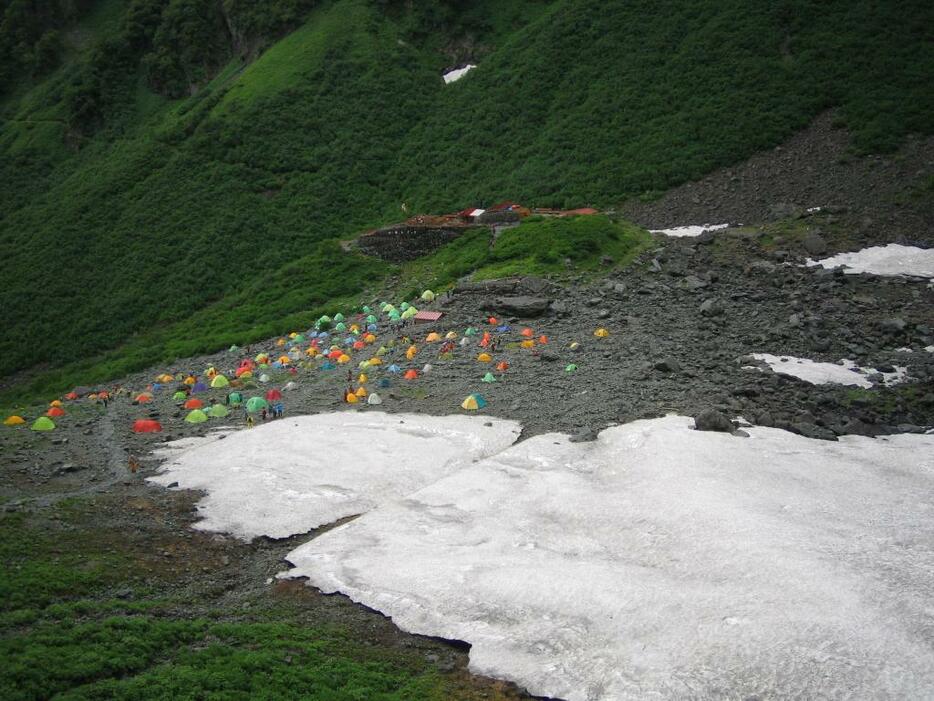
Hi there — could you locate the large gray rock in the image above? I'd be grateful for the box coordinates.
[699,298,725,316]
[694,409,734,432]
[482,296,551,317]
[802,232,828,256]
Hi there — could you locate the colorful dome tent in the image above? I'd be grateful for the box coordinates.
[4,415,26,426]
[64,392,78,401]
[210,375,230,388]
[461,394,487,410]
[245,397,268,413]
[333,313,345,322]
[594,328,610,338]
[227,391,243,406]
[184,398,204,410]
[31,417,55,431]
[367,392,382,405]
[421,290,436,302]
[133,419,162,433]
[404,369,418,380]
[401,307,418,320]
[157,374,175,383]
[482,372,497,383]
[172,391,187,401]
[47,406,66,417]
[208,404,229,418]
[477,353,492,362]
[425,332,441,342]
[565,363,578,372]
[265,389,282,401]
[185,409,208,424]
[49,400,62,408]
[191,382,207,393]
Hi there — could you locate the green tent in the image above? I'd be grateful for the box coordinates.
[292,334,306,343]
[565,364,578,372]
[31,416,55,431]
[400,302,410,311]
[361,305,371,314]
[421,290,436,302]
[388,310,401,321]
[333,313,345,322]
[208,404,229,418]
[185,409,208,424]
[246,397,268,413]
[482,372,497,383]
[210,375,230,388]
[365,315,377,324]
[173,391,187,401]
[464,327,478,336]
[228,345,239,352]
[401,307,418,319]
[227,391,243,406]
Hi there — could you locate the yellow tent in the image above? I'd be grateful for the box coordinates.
[184,376,197,385]
[477,353,492,362]
[4,415,26,426]
[364,333,377,344]
[368,357,383,366]
[425,332,441,343]
[157,373,175,383]
[355,386,367,398]
[461,394,487,410]
[206,367,217,378]
[445,331,457,340]
[346,392,359,403]
[358,373,368,384]
[337,354,351,364]
[49,399,62,408]
[520,340,535,349]
[210,374,230,388]
[406,345,418,360]
[276,338,287,346]
[594,328,610,338]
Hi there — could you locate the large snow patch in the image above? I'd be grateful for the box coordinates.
[285,416,934,700]
[149,413,521,540]
[806,244,934,278]
[748,353,907,387]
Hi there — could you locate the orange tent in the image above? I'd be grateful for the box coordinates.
[404,369,419,380]
[521,328,534,337]
[538,335,549,344]
[49,400,62,408]
[47,406,66,417]
[353,341,365,350]
[133,419,162,433]
[135,393,153,403]
[184,398,204,410]
[496,361,509,372]
[488,317,498,325]
[477,353,492,362]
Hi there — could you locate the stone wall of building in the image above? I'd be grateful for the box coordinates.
[357,225,470,263]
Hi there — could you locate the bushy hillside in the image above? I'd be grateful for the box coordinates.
[1,0,931,399]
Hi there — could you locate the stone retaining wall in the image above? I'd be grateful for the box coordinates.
[357,225,470,262]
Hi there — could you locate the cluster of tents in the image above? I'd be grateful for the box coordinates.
[5,290,613,433]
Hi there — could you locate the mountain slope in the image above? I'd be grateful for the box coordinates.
[1,0,932,398]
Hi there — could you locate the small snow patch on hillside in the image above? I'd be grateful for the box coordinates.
[747,353,906,387]
[649,223,729,237]
[443,64,476,83]
[806,244,934,278]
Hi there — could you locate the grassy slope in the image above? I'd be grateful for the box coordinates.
[0,504,452,701]
[1,0,932,400]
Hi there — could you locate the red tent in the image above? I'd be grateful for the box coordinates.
[46,407,65,417]
[133,419,162,433]
[265,389,282,401]
[184,398,204,410]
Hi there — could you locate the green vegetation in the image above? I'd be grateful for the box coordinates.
[2,0,932,400]
[0,504,457,700]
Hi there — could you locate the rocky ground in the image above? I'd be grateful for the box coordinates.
[2,118,933,699]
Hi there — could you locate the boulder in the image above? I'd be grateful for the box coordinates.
[482,296,551,317]
[802,232,828,256]
[699,298,725,316]
[694,409,734,432]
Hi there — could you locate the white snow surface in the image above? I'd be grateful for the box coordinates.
[748,353,907,387]
[649,223,729,237]
[148,413,520,540]
[285,416,934,700]
[806,243,934,278]
[442,64,476,83]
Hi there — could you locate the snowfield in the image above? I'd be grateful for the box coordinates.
[806,243,934,278]
[149,413,520,540]
[284,416,934,701]
[747,353,907,387]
